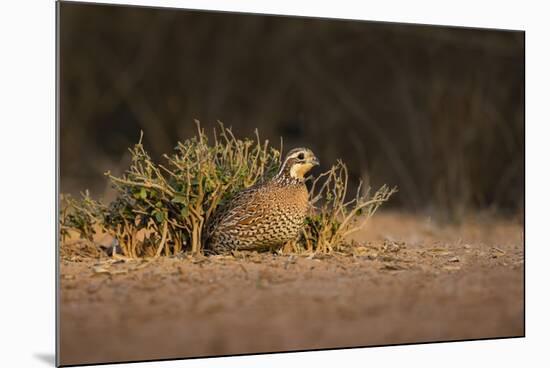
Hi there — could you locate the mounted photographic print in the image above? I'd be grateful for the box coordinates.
[57,1,525,366]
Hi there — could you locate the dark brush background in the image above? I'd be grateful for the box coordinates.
[59,1,524,220]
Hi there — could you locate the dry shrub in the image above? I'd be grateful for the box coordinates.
[60,122,395,257]
[303,163,397,253]
[60,192,104,242]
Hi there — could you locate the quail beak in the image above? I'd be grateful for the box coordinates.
[309,156,320,166]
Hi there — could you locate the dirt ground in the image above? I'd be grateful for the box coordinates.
[59,212,524,366]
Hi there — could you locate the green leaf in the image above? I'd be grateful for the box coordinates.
[171,195,187,204]
[180,207,189,218]
[154,211,164,223]
[139,188,147,199]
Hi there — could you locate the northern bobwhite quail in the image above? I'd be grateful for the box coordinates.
[204,147,319,253]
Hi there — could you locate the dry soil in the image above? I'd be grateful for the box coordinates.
[59,212,524,365]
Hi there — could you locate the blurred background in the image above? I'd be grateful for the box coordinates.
[59,2,524,221]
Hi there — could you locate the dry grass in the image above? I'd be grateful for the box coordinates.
[60,122,395,257]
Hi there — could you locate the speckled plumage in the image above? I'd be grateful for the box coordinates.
[204,148,319,253]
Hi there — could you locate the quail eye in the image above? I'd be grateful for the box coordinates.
[297,153,305,160]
